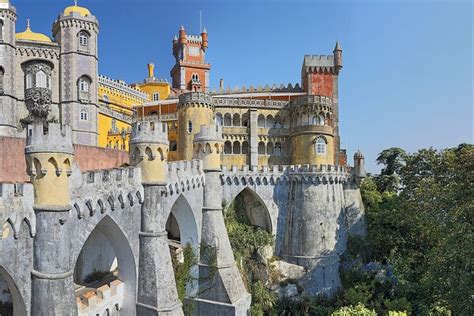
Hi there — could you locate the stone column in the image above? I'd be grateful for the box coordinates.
[194,124,251,315]
[26,123,76,315]
[130,120,183,315]
[249,108,258,168]
[136,185,183,315]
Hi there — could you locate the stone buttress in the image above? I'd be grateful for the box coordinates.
[130,119,184,315]
[25,122,76,315]
[193,124,251,315]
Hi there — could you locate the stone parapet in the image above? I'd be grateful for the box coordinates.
[178,92,213,108]
[0,182,35,239]
[25,123,73,155]
[214,97,289,109]
[194,124,223,143]
[130,120,168,145]
[76,279,124,316]
[290,95,333,108]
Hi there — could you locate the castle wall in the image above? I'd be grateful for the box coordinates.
[0,137,129,182]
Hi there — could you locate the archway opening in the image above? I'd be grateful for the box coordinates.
[74,216,136,315]
[166,195,200,299]
[231,188,272,233]
[0,266,26,316]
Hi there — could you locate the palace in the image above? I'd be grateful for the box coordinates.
[0,1,366,315]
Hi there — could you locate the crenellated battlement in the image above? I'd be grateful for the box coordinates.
[25,123,73,155]
[303,54,335,68]
[178,92,213,108]
[291,95,333,108]
[130,120,168,145]
[194,124,223,143]
[161,159,205,196]
[76,279,124,316]
[210,82,304,95]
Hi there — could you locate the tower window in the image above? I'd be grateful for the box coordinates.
[78,76,91,102]
[35,70,48,88]
[187,121,192,133]
[316,137,327,155]
[26,73,33,89]
[319,114,325,125]
[170,140,177,152]
[80,109,88,121]
[78,31,90,50]
[0,20,4,42]
[152,93,160,101]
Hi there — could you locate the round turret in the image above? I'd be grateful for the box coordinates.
[333,41,343,74]
[193,124,223,171]
[129,119,169,185]
[201,28,208,51]
[289,95,336,165]
[177,92,214,160]
[25,123,74,210]
[353,150,365,179]
[179,25,187,44]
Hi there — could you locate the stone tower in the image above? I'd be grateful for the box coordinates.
[193,124,251,314]
[52,4,99,146]
[177,92,214,161]
[289,95,336,165]
[171,26,210,92]
[353,150,365,180]
[300,42,343,164]
[0,0,17,137]
[130,119,184,315]
[25,122,76,315]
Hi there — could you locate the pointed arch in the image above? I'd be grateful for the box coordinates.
[0,266,27,316]
[73,215,136,315]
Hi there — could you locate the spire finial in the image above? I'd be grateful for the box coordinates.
[26,18,30,29]
[74,0,78,6]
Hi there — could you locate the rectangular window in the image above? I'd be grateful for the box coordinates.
[152,93,160,101]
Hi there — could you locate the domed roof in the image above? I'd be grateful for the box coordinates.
[15,20,52,43]
[63,3,91,17]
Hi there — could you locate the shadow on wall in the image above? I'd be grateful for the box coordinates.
[0,266,27,316]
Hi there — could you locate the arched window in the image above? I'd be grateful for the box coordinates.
[0,20,4,41]
[215,113,223,126]
[258,142,266,155]
[80,109,88,121]
[316,137,326,155]
[187,121,192,133]
[274,115,282,128]
[242,112,249,127]
[170,140,177,152]
[78,31,89,50]
[274,142,282,156]
[78,76,91,102]
[233,141,241,154]
[232,113,240,126]
[312,116,318,125]
[266,115,274,128]
[26,73,33,89]
[318,114,325,125]
[36,70,47,88]
[242,141,249,154]
[257,114,265,128]
[224,113,232,126]
[267,142,274,155]
[224,141,232,154]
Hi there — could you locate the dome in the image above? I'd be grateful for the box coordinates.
[15,21,52,43]
[63,4,91,17]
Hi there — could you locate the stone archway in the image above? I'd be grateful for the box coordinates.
[165,194,200,297]
[0,266,26,316]
[231,187,272,233]
[74,216,136,315]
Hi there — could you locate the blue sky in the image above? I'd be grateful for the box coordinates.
[13,0,472,172]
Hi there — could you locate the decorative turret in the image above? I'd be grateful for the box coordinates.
[129,120,169,185]
[0,0,17,137]
[193,124,223,171]
[177,92,214,160]
[333,41,343,74]
[25,123,74,210]
[147,63,155,79]
[353,150,365,179]
[171,25,211,92]
[201,28,208,51]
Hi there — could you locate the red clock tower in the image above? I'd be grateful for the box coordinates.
[170,26,210,92]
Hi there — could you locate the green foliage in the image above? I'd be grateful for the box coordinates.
[172,244,198,301]
[332,303,376,316]
[223,197,275,314]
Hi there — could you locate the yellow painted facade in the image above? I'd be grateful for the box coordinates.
[130,143,169,184]
[178,106,214,161]
[291,132,335,165]
[26,152,73,208]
